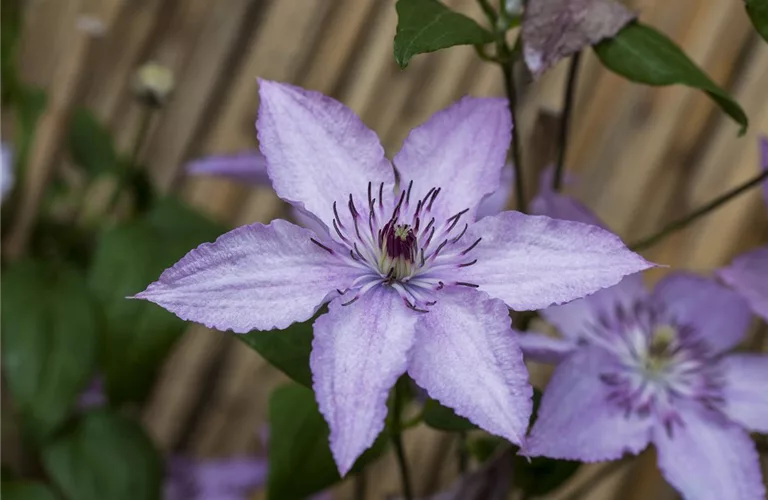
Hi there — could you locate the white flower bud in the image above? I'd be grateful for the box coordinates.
[133,62,175,107]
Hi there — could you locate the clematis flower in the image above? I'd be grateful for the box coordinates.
[1,142,14,202]
[524,190,767,499]
[522,0,636,77]
[135,80,652,475]
[716,137,768,322]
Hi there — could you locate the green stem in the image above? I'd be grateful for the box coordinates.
[106,104,154,214]
[354,470,367,500]
[391,380,414,500]
[499,43,526,213]
[629,169,768,251]
[553,52,581,192]
[457,432,468,474]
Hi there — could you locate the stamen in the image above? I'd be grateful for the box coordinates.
[456,282,479,288]
[445,208,469,233]
[333,201,344,229]
[452,224,468,243]
[427,187,441,211]
[424,226,436,248]
[342,295,360,306]
[462,237,482,255]
[349,249,360,261]
[310,238,333,254]
[348,194,359,219]
[405,180,413,204]
[404,299,429,313]
[378,183,384,209]
[458,259,478,268]
[436,281,445,290]
[333,219,350,243]
[367,182,374,212]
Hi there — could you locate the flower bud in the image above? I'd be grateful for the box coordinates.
[133,62,175,107]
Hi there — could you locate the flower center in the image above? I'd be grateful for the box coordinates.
[588,302,724,435]
[312,181,482,311]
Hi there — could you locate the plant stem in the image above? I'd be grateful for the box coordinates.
[499,44,526,213]
[562,460,628,500]
[629,169,768,251]
[392,380,414,500]
[354,470,367,500]
[553,52,581,192]
[457,431,468,474]
[106,104,154,214]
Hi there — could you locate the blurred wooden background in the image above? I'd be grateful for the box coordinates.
[7,0,768,498]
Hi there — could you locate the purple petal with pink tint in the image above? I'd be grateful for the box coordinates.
[653,404,765,500]
[311,286,417,476]
[524,347,652,461]
[719,353,768,433]
[717,246,768,322]
[134,219,361,333]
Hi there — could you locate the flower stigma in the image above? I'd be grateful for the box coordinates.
[310,180,482,312]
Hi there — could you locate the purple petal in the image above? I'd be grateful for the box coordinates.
[653,406,765,500]
[524,347,652,461]
[311,286,418,476]
[717,246,768,322]
[522,0,636,77]
[761,136,768,206]
[530,169,606,228]
[517,332,577,364]
[186,152,271,186]
[476,161,515,219]
[77,376,106,410]
[1,142,13,202]
[134,220,361,333]
[191,457,268,493]
[393,97,511,220]
[257,80,394,228]
[408,288,533,446]
[652,272,752,354]
[456,211,653,311]
[720,354,768,433]
[542,273,648,339]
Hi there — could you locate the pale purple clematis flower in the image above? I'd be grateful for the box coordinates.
[717,137,768,322]
[135,80,652,475]
[524,190,767,500]
[1,143,14,203]
[522,0,636,77]
[164,457,268,500]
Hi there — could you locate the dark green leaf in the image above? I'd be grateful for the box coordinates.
[513,457,580,496]
[467,435,504,463]
[1,0,22,103]
[1,480,58,500]
[42,409,163,500]
[394,0,494,68]
[594,22,748,134]
[746,0,768,42]
[423,399,477,432]
[240,320,314,388]
[15,86,47,173]
[88,196,225,404]
[1,260,99,440]
[68,108,119,177]
[267,384,387,499]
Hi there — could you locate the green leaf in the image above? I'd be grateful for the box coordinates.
[267,384,388,499]
[42,409,163,500]
[1,480,58,500]
[394,0,494,68]
[423,398,477,432]
[1,260,99,440]
[1,0,22,103]
[594,22,748,134]
[67,108,119,177]
[240,320,314,388]
[513,457,581,496]
[15,86,47,174]
[746,0,768,42]
[88,196,225,404]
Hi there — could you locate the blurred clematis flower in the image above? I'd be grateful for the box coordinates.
[522,0,636,77]
[1,143,14,202]
[135,80,652,475]
[524,188,767,500]
[716,137,768,322]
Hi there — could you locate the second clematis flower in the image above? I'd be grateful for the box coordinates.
[135,80,652,475]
